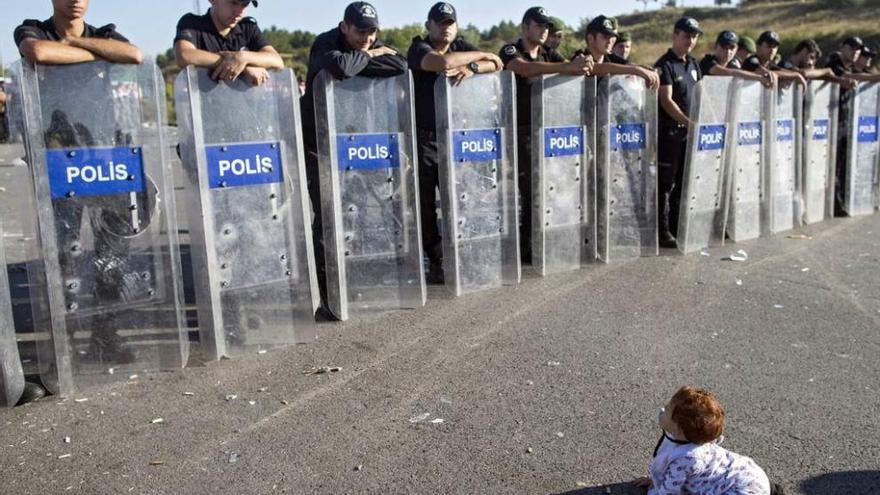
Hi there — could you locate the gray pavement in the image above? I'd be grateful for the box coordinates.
[1,214,880,494]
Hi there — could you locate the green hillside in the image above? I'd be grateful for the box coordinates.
[615,0,880,65]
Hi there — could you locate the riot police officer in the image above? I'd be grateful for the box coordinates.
[407,2,503,284]
[612,31,633,62]
[500,6,592,264]
[735,36,756,67]
[574,15,659,85]
[824,37,880,215]
[301,2,407,319]
[654,17,702,248]
[699,30,775,87]
[173,0,283,83]
[742,31,807,87]
[855,46,875,73]
[14,0,145,400]
[546,16,567,53]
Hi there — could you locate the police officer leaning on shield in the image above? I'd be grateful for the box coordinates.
[499,6,594,264]
[300,2,407,320]
[698,30,776,87]
[173,0,283,85]
[407,2,503,284]
[572,15,659,87]
[13,0,145,404]
[741,31,808,88]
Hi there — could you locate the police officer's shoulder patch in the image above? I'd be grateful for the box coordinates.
[503,45,517,56]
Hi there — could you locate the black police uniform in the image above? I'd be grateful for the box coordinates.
[174,11,269,52]
[499,39,565,262]
[14,17,128,46]
[14,18,135,359]
[654,48,702,238]
[408,35,479,272]
[570,50,629,65]
[742,55,782,72]
[698,54,741,75]
[825,51,856,215]
[300,28,406,308]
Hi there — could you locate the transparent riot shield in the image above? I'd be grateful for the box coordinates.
[727,81,768,242]
[1,220,25,407]
[844,82,880,216]
[175,67,317,357]
[764,83,802,234]
[596,75,658,261]
[802,81,839,224]
[434,72,520,295]
[14,60,186,397]
[677,76,735,254]
[314,72,425,320]
[530,75,596,274]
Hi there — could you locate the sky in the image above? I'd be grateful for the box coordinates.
[0,0,716,64]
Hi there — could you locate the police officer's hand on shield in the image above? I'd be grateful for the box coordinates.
[174,0,283,86]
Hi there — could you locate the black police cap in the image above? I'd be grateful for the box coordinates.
[716,30,738,47]
[428,2,457,23]
[587,15,618,37]
[344,2,380,29]
[843,36,865,49]
[674,17,703,35]
[522,6,551,25]
[757,31,781,46]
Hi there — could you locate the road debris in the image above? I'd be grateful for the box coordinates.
[303,367,342,375]
[724,249,749,262]
[409,413,431,424]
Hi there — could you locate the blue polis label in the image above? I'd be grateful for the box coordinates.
[206,142,284,189]
[544,126,583,157]
[812,119,829,140]
[857,116,878,143]
[776,119,794,142]
[337,133,400,171]
[47,146,145,199]
[737,122,762,146]
[453,128,502,163]
[610,123,646,151]
[698,124,726,151]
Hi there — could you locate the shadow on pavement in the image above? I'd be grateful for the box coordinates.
[552,481,647,495]
[800,470,880,495]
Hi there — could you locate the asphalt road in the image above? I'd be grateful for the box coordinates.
[1,213,879,494]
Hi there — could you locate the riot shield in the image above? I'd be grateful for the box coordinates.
[844,82,880,216]
[0,220,25,407]
[764,83,802,234]
[677,76,735,254]
[434,72,520,295]
[596,75,658,261]
[727,81,768,242]
[314,72,425,320]
[802,81,839,224]
[175,67,317,357]
[15,60,186,397]
[529,75,597,274]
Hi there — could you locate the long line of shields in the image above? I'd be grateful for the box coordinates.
[1,60,878,405]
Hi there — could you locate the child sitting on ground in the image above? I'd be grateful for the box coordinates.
[633,386,780,495]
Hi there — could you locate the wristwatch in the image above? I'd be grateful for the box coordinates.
[468,62,480,74]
